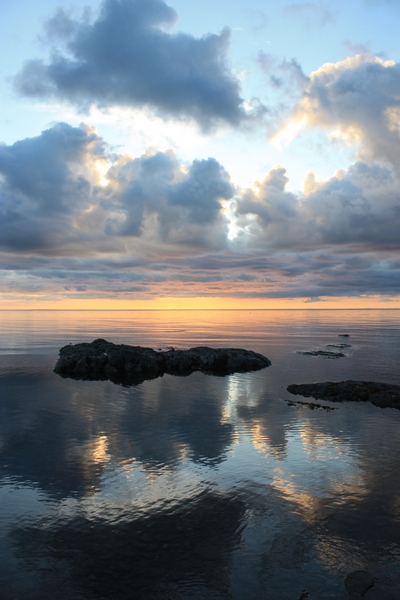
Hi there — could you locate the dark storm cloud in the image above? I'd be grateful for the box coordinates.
[14,0,250,130]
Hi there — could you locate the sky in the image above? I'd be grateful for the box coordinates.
[1,0,400,309]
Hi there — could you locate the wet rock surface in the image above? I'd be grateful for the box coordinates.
[287,380,400,410]
[54,338,271,384]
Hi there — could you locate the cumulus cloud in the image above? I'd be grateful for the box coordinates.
[14,0,252,130]
[0,122,234,255]
[0,122,105,251]
[2,75,400,300]
[102,150,234,246]
[276,54,400,166]
[2,121,400,300]
[235,161,400,251]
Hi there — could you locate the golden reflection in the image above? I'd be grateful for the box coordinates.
[3,295,400,309]
[66,435,109,465]
[299,427,344,459]
[271,477,322,521]
[253,419,368,522]
[251,421,287,459]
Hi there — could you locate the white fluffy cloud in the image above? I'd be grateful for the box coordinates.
[235,160,400,251]
[276,54,400,166]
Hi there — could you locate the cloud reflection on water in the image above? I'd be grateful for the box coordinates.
[1,347,400,598]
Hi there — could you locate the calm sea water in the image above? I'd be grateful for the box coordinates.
[1,310,400,600]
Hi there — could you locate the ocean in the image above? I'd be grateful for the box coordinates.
[1,309,400,599]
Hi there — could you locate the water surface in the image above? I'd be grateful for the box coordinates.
[1,310,400,599]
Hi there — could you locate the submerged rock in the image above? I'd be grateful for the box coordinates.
[287,399,336,411]
[296,350,345,359]
[326,343,351,349]
[344,570,374,595]
[54,339,271,384]
[287,380,400,410]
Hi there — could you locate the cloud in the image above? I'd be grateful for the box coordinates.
[277,54,400,166]
[0,122,105,251]
[0,122,234,254]
[284,2,338,27]
[2,121,400,300]
[235,161,400,251]
[14,0,252,131]
[342,40,371,56]
[258,53,309,95]
[1,97,400,300]
[102,150,234,245]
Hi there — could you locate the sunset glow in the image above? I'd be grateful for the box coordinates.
[1,0,400,308]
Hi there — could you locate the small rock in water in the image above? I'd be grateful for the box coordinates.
[296,350,345,359]
[339,333,350,337]
[287,380,400,410]
[297,589,309,600]
[344,570,374,595]
[327,343,351,349]
[287,399,336,411]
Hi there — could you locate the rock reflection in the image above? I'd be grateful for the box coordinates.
[11,490,246,599]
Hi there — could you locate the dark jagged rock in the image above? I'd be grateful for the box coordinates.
[296,350,345,359]
[287,380,400,410]
[54,339,271,385]
[338,333,350,337]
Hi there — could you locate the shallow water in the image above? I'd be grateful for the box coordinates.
[1,310,400,599]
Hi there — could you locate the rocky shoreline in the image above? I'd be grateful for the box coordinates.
[54,339,271,385]
[287,380,400,410]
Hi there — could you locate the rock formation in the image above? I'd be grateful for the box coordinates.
[287,380,400,410]
[54,339,271,385]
